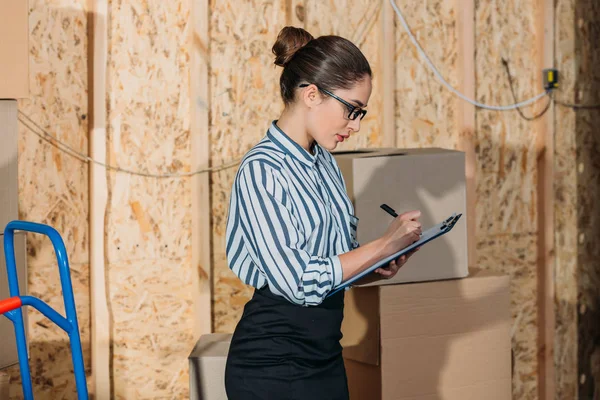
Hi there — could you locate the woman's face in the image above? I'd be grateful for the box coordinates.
[305,76,372,151]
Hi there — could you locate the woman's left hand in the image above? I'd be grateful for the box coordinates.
[374,247,420,279]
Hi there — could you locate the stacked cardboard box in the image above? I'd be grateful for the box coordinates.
[341,269,511,400]
[189,149,511,399]
[0,0,29,99]
[0,101,28,370]
[188,333,231,400]
[334,148,469,285]
[334,149,512,399]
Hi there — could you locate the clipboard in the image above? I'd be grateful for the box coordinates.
[328,213,463,297]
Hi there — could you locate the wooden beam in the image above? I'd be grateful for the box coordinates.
[455,0,476,268]
[191,0,212,337]
[89,0,110,397]
[380,0,396,148]
[536,0,556,397]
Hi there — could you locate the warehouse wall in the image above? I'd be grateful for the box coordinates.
[574,0,600,396]
[8,1,91,399]
[555,0,579,397]
[554,0,600,398]
[104,0,195,398]
[8,0,599,399]
[474,0,542,397]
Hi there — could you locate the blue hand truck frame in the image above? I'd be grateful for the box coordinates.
[0,221,88,400]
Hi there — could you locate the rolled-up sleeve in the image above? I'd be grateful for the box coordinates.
[235,160,343,306]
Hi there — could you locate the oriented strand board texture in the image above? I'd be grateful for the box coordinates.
[305,0,384,150]
[9,1,91,399]
[554,0,579,397]
[106,0,194,398]
[393,0,458,150]
[476,233,538,395]
[572,0,600,398]
[475,0,541,398]
[210,0,288,333]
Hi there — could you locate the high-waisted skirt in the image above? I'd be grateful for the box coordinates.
[224,285,349,400]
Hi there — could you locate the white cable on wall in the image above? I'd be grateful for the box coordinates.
[389,0,549,111]
[18,111,241,178]
[20,2,557,178]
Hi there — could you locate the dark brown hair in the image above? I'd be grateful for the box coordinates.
[272,26,372,105]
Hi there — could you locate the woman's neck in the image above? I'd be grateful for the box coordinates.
[276,108,315,154]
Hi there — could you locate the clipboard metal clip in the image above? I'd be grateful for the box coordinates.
[441,213,462,231]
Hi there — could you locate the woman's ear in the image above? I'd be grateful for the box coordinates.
[301,84,323,108]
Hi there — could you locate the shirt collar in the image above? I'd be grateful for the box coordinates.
[267,120,320,168]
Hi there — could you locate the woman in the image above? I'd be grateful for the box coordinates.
[224,26,422,400]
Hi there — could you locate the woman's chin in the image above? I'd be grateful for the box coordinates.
[325,142,339,151]
[315,136,343,152]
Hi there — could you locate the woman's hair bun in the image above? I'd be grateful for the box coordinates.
[272,26,314,67]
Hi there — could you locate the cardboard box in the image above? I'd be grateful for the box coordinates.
[341,269,512,400]
[188,333,232,400]
[333,148,468,286]
[0,101,19,229]
[0,100,24,370]
[0,0,29,99]
[0,371,9,399]
[0,232,28,370]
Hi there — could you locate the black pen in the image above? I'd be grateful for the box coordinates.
[380,204,398,218]
[381,203,423,236]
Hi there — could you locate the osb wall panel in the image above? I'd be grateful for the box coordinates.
[108,259,193,399]
[572,0,600,398]
[476,232,537,386]
[305,0,384,150]
[475,0,540,398]
[9,1,90,399]
[393,0,458,150]
[210,0,288,333]
[554,0,578,397]
[106,0,194,398]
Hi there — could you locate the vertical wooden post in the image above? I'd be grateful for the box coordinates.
[536,0,556,398]
[191,0,212,337]
[89,0,110,397]
[380,0,396,148]
[455,0,476,268]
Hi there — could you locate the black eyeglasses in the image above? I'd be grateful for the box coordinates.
[298,83,367,121]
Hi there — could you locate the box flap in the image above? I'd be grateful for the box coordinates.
[332,148,405,160]
[340,286,381,365]
[332,147,463,159]
[188,333,232,359]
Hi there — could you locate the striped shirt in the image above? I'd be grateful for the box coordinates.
[225,121,360,306]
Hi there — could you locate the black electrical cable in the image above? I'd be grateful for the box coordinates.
[501,58,552,121]
[502,58,600,111]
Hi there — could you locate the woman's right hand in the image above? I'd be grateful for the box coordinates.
[338,210,422,284]
[381,210,422,255]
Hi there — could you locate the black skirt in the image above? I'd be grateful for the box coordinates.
[224,285,349,400]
